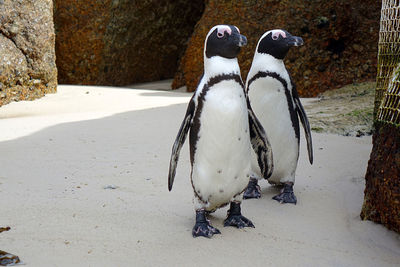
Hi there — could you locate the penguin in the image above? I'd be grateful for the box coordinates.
[168,25,273,238]
[243,29,313,204]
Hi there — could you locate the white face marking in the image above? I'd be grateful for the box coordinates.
[217,25,232,38]
[257,29,287,47]
[204,25,229,46]
[271,30,286,40]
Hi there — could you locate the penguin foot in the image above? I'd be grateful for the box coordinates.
[272,182,297,204]
[192,209,221,238]
[243,178,261,199]
[224,215,255,228]
[223,202,255,229]
[192,223,221,238]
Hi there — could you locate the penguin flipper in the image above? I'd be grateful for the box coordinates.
[168,98,196,191]
[292,86,313,164]
[247,99,274,178]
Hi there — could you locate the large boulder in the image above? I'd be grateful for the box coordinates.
[361,122,400,233]
[54,0,204,86]
[172,0,381,97]
[361,0,400,233]
[0,0,57,107]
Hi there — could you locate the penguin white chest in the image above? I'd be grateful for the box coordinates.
[192,80,251,210]
[248,77,298,181]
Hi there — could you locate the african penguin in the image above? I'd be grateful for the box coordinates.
[243,29,313,204]
[168,25,273,238]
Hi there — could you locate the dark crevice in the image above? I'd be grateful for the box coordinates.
[326,38,345,54]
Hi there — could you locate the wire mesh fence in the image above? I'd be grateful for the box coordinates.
[375,0,400,126]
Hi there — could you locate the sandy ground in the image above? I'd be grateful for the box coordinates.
[0,82,399,266]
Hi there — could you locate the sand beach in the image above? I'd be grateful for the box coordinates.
[0,82,399,266]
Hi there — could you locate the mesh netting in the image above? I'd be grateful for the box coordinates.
[375,0,400,126]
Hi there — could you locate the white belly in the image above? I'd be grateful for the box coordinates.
[248,77,299,183]
[192,80,252,210]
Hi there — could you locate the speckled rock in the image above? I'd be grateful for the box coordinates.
[172,0,380,96]
[54,0,204,86]
[361,122,400,233]
[0,0,57,106]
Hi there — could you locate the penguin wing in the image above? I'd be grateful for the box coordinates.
[168,97,196,191]
[292,85,313,164]
[247,98,274,178]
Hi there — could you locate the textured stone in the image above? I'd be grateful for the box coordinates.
[361,122,400,233]
[172,0,380,96]
[54,0,204,86]
[0,0,57,106]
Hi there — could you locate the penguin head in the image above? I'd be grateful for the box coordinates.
[205,25,247,59]
[256,29,303,60]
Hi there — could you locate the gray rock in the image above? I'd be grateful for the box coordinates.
[103,185,119,190]
[0,0,57,107]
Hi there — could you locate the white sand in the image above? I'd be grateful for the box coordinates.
[0,83,399,266]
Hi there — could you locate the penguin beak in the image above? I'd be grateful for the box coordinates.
[238,34,247,47]
[287,36,304,47]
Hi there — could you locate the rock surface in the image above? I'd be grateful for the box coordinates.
[361,122,400,234]
[360,0,400,234]
[172,0,381,96]
[54,0,204,86]
[0,0,57,107]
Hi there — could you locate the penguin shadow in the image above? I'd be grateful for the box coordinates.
[260,184,282,197]
[243,183,282,202]
[207,212,225,228]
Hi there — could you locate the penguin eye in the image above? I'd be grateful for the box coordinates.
[271,30,287,41]
[216,26,231,38]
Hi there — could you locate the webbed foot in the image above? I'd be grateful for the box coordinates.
[223,202,255,228]
[272,182,297,204]
[243,178,261,199]
[192,209,221,238]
